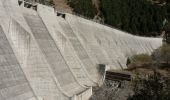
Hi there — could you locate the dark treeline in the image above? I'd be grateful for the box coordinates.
[100,0,169,36]
[67,0,97,18]
[67,0,170,36]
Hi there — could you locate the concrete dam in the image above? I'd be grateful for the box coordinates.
[0,0,162,100]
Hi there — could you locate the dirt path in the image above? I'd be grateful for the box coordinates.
[53,0,72,13]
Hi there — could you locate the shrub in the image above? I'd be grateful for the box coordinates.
[67,0,170,36]
[160,44,170,63]
[128,71,170,100]
[67,0,97,18]
[131,54,152,64]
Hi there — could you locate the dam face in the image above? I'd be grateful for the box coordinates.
[0,0,162,100]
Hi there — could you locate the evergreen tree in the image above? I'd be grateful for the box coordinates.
[128,71,170,100]
[68,0,169,36]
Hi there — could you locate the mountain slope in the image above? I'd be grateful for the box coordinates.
[66,0,169,36]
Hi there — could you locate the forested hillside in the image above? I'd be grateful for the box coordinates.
[67,0,170,36]
[67,0,97,18]
[32,0,170,36]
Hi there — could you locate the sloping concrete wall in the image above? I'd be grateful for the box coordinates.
[0,0,70,100]
[0,1,37,100]
[66,13,161,69]
[23,8,85,97]
[37,5,97,87]
[0,0,162,100]
[0,24,37,100]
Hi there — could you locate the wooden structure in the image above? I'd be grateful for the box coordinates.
[105,71,131,81]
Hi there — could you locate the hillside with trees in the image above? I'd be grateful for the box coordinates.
[67,0,170,36]
[30,0,170,36]
[67,0,97,18]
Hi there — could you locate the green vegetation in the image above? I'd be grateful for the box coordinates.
[127,44,170,69]
[152,44,170,65]
[90,45,170,100]
[67,0,97,18]
[101,0,168,36]
[131,54,152,64]
[47,0,54,6]
[67,0,170,36]
[127,44,170,100]
[128,71,170,100]
[160,44,170,63]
